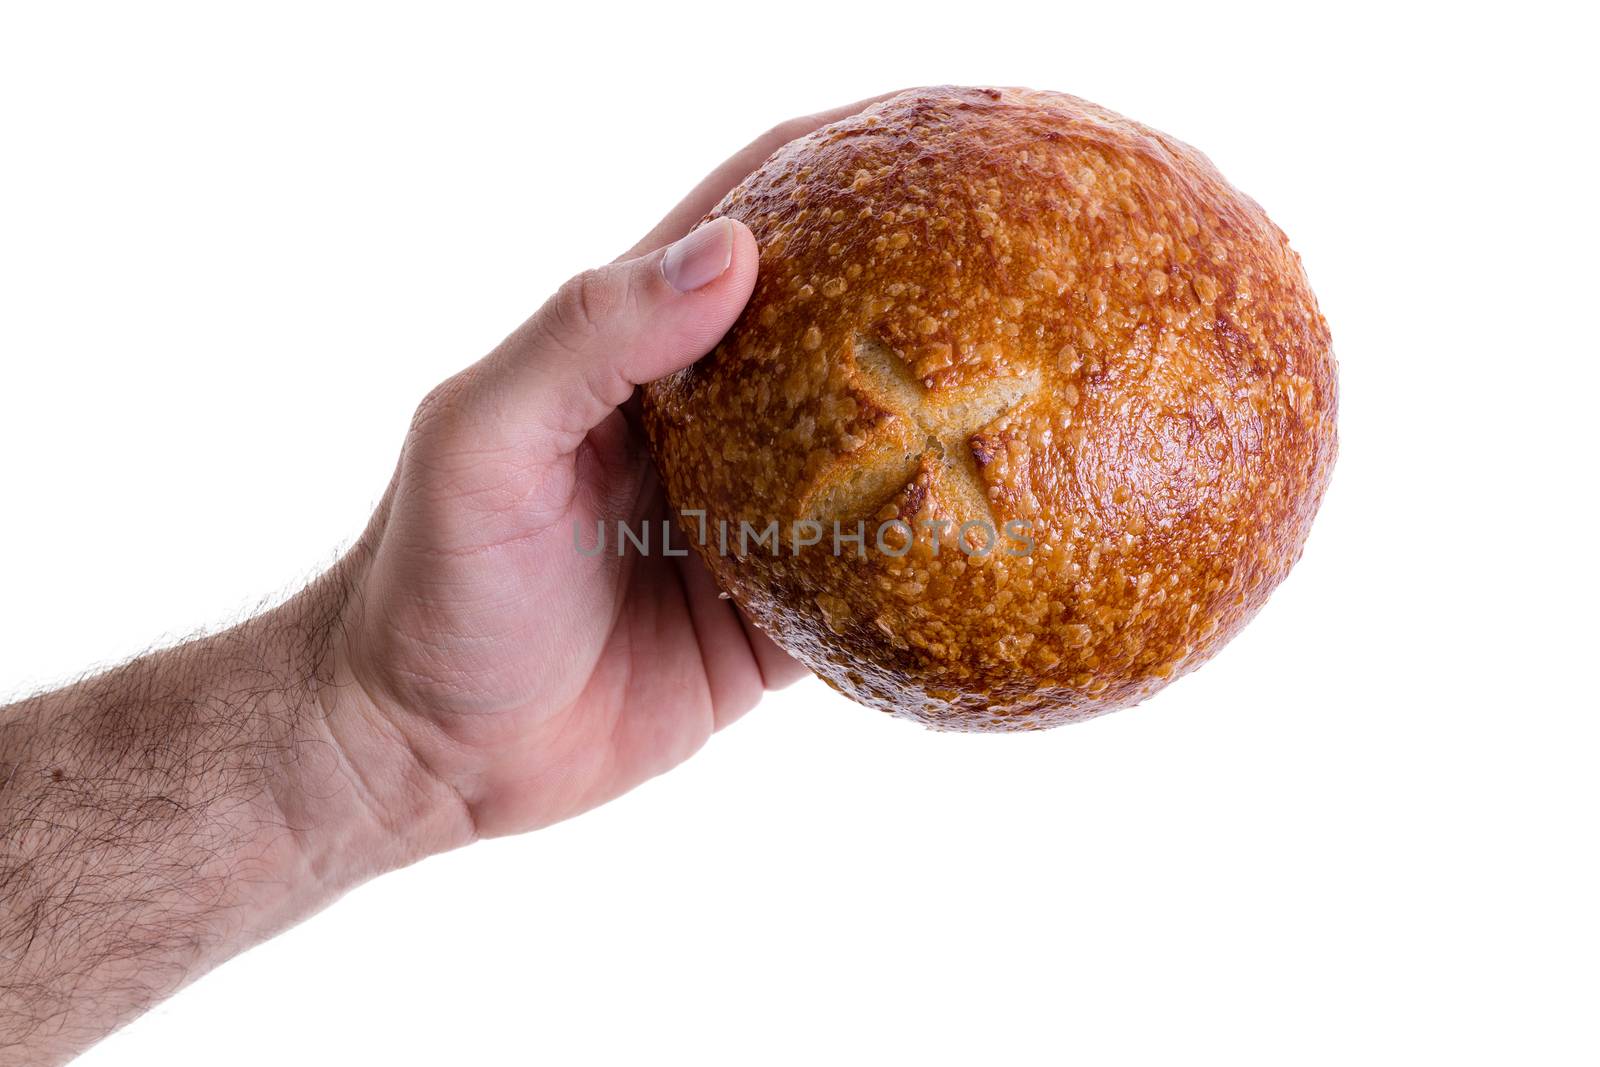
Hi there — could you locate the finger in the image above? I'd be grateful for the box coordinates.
[671,551,766,733]
[735,607,811,691]
[477,216,759,459]
[622,89,909,260]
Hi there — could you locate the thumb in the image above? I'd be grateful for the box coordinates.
[482,217,758,457]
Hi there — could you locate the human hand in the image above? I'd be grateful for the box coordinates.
[0,96,902,1065]
[316,98,895,852]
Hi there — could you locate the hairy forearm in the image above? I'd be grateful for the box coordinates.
[0,570,467,1064]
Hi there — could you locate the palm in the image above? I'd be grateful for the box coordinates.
[348,404,779,837]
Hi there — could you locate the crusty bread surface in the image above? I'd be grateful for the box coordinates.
[644,86,1337,731]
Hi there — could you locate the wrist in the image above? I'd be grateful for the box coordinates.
[259,570,477,914]
[0,565,476,1061]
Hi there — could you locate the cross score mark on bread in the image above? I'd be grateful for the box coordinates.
[799,334,1040,531]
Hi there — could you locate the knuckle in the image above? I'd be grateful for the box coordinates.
[760,117,812,151]
[777,115,817,141]
[546,266,627,348]
[408,373,470,441]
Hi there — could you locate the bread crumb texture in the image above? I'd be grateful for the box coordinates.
[644,86,1338,731]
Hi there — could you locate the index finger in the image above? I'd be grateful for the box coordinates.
[620,90,908,261]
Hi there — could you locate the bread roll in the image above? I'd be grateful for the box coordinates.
[644,86,1337,731]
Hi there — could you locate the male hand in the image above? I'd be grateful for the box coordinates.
[2,95,903,1066]
[319,99,895,851]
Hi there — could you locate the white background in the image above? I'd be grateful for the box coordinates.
[2,2,1596,1064]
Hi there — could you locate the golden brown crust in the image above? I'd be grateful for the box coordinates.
[644,86,1338,731]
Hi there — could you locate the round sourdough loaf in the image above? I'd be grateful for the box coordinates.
[644,86,1337,731]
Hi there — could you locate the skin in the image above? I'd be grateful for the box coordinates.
[0,93,897,1066]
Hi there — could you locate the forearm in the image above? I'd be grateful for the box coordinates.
[0,569,468,1065]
